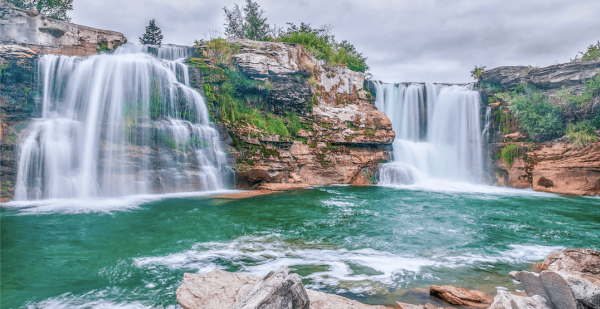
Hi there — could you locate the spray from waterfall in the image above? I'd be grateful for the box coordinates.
[375,82,483,185]
[14,44,231,201]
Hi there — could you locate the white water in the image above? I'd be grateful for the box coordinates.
[375,82,483,185]
[14,44,230,201]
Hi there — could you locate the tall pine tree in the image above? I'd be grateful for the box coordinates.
[222,0,270,41]
[139,19,163,46]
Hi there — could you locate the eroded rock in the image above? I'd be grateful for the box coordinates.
[488,290,553,309]
[176,268,390,309]
[429,285,494,308]
[541,248,600,285]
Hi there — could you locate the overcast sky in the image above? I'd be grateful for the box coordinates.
[71,0,600,83]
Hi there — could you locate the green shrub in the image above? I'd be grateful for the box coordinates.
[508,86,564,141]
[499,144,519,168]
[567,120,598,148]
[471,65,486,80]
[571,41,600,62]
[275,23,368,73]
[595,114,600,129]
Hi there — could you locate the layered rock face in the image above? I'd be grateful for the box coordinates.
[1,1,127,56]
[492,142,600,195]
[480,60,600,195]
[190,39,394,188]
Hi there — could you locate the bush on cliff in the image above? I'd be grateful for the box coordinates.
[499,144,519,168]
[571,40,600,62]
[275,23,369,73]
[9,0,73,21]
[567,120,598,148]
[508,86,564,142]
[221,1,369,73]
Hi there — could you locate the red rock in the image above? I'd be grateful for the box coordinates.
[429,285,494,308]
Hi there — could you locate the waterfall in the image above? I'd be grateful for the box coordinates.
[375,82,483,185]
[14,44,230,201]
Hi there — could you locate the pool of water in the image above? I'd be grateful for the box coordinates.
[2,186,599,308]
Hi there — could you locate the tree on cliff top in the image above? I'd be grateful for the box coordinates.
[223,0,270,41]
[139,19,163,46]
[10,0,73,21]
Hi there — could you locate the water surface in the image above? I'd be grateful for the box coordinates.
[2,186,598,308]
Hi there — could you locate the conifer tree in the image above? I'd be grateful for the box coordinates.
[139,19,163,46]
[223,0,270,41]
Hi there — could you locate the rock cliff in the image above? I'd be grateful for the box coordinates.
[189,38,394,188]
[480,60,600,195]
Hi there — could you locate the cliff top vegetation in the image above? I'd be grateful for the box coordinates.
[216,0,369,73]
[8,0,72,21]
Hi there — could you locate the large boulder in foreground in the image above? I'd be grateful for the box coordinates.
[176,267,390,309]
[230,267,309,309]
[541,248,600,285]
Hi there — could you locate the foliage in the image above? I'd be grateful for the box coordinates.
[499,144,519,168]
[595,114,600,129]
[571,40,600,62]
[223,0,270,41]
[139,19,163,46]
[471,65,486,80]
[508,85,564,141]
[10,0,72,21]
[556,74,600,109]
[275,23,369,73]
[1,181,14,198]
[566,120,598,148]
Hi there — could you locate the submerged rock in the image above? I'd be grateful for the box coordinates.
[230,267,309,309]
[429,285,494,308]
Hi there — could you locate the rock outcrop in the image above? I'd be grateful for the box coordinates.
[176,268,390,309]
[481,61,600,94]
[1,2,127,56]
[230,267,310,309]
[540,248,600,285]
[480,59,600,195]
[189,39,394,188]
[492,142,600,195]
[488,290,552,309]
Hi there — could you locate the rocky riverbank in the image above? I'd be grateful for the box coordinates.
[176,248,600,309]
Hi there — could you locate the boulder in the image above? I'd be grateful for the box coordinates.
[350,172,372,186]
[176,268,390,309]
[429,285,494,307]
[541,248,600,285]
[488,290,552,309]
[231,267,309,309]
[511,270,600,309]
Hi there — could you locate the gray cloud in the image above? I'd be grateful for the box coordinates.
[70,0,600,83]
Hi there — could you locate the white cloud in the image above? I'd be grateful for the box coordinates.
[70,0,600,83]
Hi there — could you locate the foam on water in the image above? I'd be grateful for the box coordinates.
[132,234,564,294]
[1,190,238,214]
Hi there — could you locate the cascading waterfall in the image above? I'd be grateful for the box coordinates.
[14,44,230,201]
[375,82,483,185]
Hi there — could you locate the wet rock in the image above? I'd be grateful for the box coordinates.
[395,301,423,309]
[176,270,259,309]
[177,268,390,309]
[256,183,311,191]
[429,285,494,307]
[488,290,552,309]
[230,266,310,309]
[350,171,372,186]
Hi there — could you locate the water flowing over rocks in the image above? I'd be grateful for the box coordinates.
[176,267,390,309]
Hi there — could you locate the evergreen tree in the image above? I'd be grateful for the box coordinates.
[222,0,270,41]
[10,0,73,21]
[139,19,163,46]
[242,0,269,41]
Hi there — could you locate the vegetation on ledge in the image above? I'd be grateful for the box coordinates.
[566,120,598,148]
